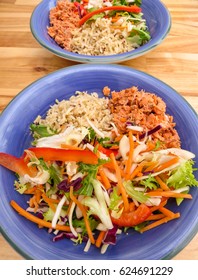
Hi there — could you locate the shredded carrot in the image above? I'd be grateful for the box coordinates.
[147,191,192,199]
[144,141,156,152]
[95,231,106,248]
[150,199,167,212]
[24,187,37,194]
[115,135,123,142]
[97,175,102,181]
[35,189,42,203]
[129,162,145,180]
[29,195,38,212]
[111,16,121,22]
[153,157,179,172]
[110,153,129,211]
[42,192,56,212]
[143,161,158,172]
[140,213,180,233]
[159,206,176,218]
[10,200,71,232]
[99,167,111,190]
[125,131,134,180]
[146,214,165,221]
[69,186,95,244]
[110,145,119,150]
[155,175,170,191]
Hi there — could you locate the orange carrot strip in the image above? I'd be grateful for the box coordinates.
[159,207,176,218]
[95,231,106,248]
[24,187,36,194]
[69,186,95,244]
[115,135,123,142]
[24,184,43,197]
[140,213,180,233]
[110,145,119,150]
[129,162,145,180]
[153,157,179,172]
[146,214,165,221]
[99,167,111,190]
[143,161,158,172]
[111,16,121,22]
[10,200,71,232]
[155,175,170,191]
[42,193,56,212]
[110,153,129,211]
[29,195,38,212]
[103,161,115,170]
[147,191,192,199]
[35,189,42,203]
[144,142,156,152]
[150,199,167,212]
[125,131,134,180]
[43,197,67,205]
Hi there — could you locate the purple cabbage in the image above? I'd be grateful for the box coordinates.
[53,232,88,242]
[143,171,154,176]
[57,177,82,192]
[139,124,162,140]
[103,225,118,245]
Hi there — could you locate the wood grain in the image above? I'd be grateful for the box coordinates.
[0,0,197,260]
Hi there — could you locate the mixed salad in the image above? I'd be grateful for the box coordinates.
[47,0,151,55]
[76,0,151,45]
[0,87,198,254]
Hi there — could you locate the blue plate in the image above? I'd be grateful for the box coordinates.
[0,64,197,260]
[30,0,171,63]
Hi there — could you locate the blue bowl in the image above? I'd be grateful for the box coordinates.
[0,64,197,260]
[30,0,171,63]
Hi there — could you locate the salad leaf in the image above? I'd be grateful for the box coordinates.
[14,181,28,194]
[113,0,142,7]
[167,160,198,189]
[43,208,54,222]
[30,124,56,139]
[109,187,122,211]
[112,0,141,6]
[128,28,151,45]
[87,127,96,142]
[82,179,113,229]
[87,12,105,22]
[97,136,119,148]
[140,175,158,190]
[134,0,142,7]
[124,181,149,203]
[72,217,99,235]
[48,164,63,187]
[133,221,148,232]
[39,159,62,187]
[77,159,109,196]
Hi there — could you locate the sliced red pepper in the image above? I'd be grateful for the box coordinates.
[0,148,98,177]
[28,147,98,165]
[79,5,141,26]
[97,143,118,157]
[0,152,36,177]
[111,204,151,227]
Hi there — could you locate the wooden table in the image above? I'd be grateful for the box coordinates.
[0,0,197,260]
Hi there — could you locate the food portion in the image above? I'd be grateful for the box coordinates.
[108,86,181,149]
[0,86,198,254]
[47,0,151,56]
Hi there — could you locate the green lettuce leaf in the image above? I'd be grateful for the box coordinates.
[167,160,198,189]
